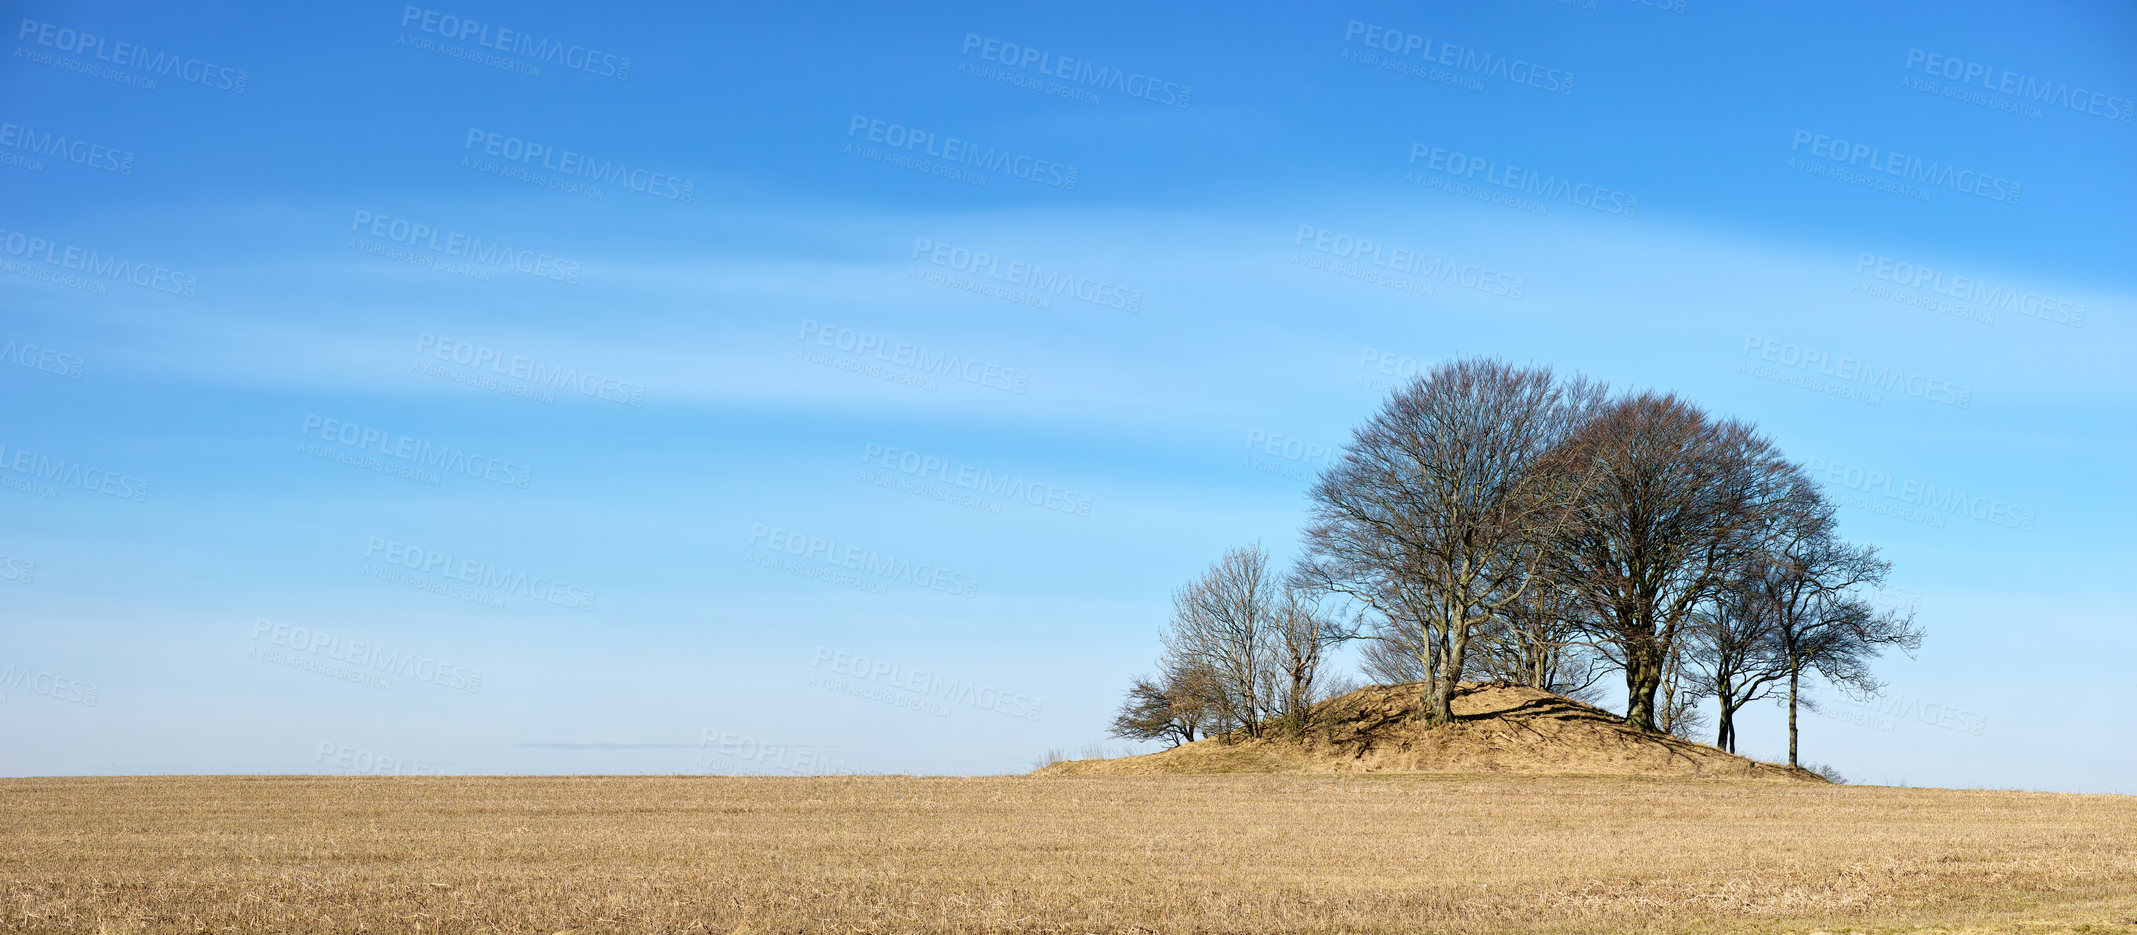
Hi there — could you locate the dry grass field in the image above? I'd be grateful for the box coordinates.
[4,774,2136,934]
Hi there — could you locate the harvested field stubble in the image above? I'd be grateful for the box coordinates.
[2,774,2135,933]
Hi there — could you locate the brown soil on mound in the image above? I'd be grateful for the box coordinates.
[1038,681,1823,781]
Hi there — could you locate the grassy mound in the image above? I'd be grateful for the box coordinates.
[1037,681,1823,781]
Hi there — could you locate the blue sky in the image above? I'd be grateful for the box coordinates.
[2,0,2132,791]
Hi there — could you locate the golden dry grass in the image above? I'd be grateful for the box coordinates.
[1042,681,1820,780]
[3,774,2135,934]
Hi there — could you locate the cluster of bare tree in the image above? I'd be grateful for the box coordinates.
[1109,544,1347,745]
[1113,358,1922,768]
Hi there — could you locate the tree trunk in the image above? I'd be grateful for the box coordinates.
[1656,643,1682,737]
[1409,643,1438,724]
[1523,629,1555,690]
[1413,625,1441,724]
[1714,690,1735,753]
[1622,638,1664,733]
[1290,680,1308,734]
[1430,623,1468,726]
[1787,666,1800,768]
[1430,671,1457,725]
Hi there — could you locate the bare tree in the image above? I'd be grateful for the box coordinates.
[1268,591,1346,733]
[1537,393,1802,734]
[1358,636,1427,686]
[1108,659,1227,747]
[1685,571,1788,754]
[1751,502,1925,767]
[1162,544,1278,737]
[1465,578,1609,700]
[1166,661,1224,740]
[1298,359,1604,725]
[1108,675,1191,746]
[1114,544,1349,745]
[1656,636,1710,742]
